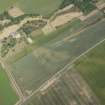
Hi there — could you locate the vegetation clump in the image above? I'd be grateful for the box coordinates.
[0,36,16,57]
[59,0,96,14]
[21,20,47,35]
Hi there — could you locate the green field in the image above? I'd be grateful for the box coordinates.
[0,0,17,13]
[74,40,105,105]
[10,19,105,96]
[16,0,63,16]
[60,0,96,14]
[0,64,18,105]
[0,0,63,16]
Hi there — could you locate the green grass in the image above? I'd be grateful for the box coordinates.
[0,64,18,105]
[0,0,17,13]
[74,41,105,105]
[16,0,63,16]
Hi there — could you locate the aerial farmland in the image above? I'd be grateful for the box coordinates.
[0,0,105,105]
[15,0,63,16]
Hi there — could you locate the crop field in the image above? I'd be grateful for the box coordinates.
[74,40,105,105]
[0,0,17,13]
[23,68,100,105]
[0,64,18,105]
[15,0,63,16]
[10,19,105,97]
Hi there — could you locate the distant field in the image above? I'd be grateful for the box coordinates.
[0,64,18,105]
[0,0,17,13]
[16,0,63,16]
[10,19,105,96]
[74,40,105,105]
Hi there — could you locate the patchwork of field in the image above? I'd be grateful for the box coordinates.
[10,19,105,97]
[74,40,105,105]
[0,0,17,13]
[23,69,100,105]
[0,0,63,16]
[15,0,63,16]
[0,64,18,105]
